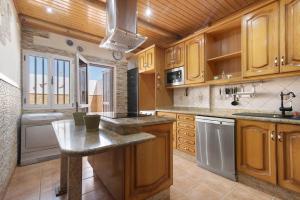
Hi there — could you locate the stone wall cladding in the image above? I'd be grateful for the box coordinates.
[0,80,21,199]
[21,27,128,114]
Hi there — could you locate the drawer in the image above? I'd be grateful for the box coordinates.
[177,135,195,146]
[177,128,195,138]
[157,112,176,119]
[177,121,195,130]
[177,143,195,155]
[177,114,194,122]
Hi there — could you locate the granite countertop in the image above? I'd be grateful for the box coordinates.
[101,115,175,127]
[156,107,300,125]
[52,120,155,156]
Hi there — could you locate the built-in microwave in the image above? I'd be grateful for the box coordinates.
[165,66,184,86]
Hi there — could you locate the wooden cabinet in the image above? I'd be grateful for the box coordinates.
[137,45,173,110]
[277,123,300,193]
[280,0,300,73]
[237,120,277,184]
[237,120,300,192]
[137,46,155,73]
[138,53,146,73]
[157,112,177,148]
[89,123,173,200]
[165,47,174,70]
[165,42,185,70]
[242,2,279,77]
[185,35,205,84]
[145,47,155,72]
[176,114,196,155]
[126,123,173,200]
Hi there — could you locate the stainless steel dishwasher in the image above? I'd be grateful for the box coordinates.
[195,116,236,181]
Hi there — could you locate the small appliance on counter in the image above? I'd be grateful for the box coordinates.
[165,66,184,86]
[195,116,237,181]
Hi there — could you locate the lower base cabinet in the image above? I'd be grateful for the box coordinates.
[277,124,300,193]
[237,120,300,193]
[236,120,277,184]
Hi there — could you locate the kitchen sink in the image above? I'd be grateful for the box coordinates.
[233,112,300,120]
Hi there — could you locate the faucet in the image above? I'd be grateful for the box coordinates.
[279,91,296,116]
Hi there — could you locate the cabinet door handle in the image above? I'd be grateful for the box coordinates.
[277,132,283,142]
[274,57,278,66]
[270,131,275,141]
[281,56,285,66]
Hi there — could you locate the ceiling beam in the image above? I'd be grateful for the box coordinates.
[20,15,103,44]
[86,0,180,39]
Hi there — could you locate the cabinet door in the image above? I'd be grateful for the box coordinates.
[165,47,174,69]
[126,123,172,200]
[174,43,185,68]
[138,53,145,73]
[277,124,300,193]
[157,112,177,148]
[280,0,300,73]
[237,120,277,184]
[185,35,205,84]
[145,48,155,72]
[242,2,279,77]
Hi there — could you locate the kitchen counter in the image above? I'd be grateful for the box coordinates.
[51,120,155,156]
[156,107,300,125]
[100,115,175,134]
[52,117,174,200]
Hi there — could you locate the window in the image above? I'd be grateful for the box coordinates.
[23,51,73,109]
[77,56,114,114]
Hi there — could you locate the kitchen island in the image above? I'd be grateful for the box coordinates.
[52,116,174,200]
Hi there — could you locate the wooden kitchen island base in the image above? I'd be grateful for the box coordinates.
[88,123,173,200]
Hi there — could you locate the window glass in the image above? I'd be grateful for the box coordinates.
[28,55,48,105]
[54,59,71,105]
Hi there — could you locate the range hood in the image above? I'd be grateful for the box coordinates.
[99,0,147,53]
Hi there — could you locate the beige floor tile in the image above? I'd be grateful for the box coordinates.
[186,183,223,200]
[82,177,101,195]
[3,154,277,200]
[223,183,273,200]
[83,167,94,180]
[170,187,189,200]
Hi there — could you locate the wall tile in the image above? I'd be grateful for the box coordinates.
[174,76,300,113]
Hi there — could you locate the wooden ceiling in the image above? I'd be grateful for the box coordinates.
[13,0,260,48]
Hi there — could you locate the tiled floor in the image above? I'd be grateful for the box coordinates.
[3,154,277,200]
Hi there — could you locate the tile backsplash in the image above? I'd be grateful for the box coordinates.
[174,76,300,113]
[174,86,210,108]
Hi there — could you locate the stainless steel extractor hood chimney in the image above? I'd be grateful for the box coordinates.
[99,0,147,53]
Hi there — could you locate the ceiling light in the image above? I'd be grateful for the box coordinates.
[46,7,53,13]
[145,7,152,17]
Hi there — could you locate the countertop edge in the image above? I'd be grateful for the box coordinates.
[156,108,300,125]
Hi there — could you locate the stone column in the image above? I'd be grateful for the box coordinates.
[68,156,83,200]
[56,153,68,196]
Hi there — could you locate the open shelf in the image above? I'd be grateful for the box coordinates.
[207,51,241,62]
[205,24,242,82]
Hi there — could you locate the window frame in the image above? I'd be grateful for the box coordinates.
[76,53,116,114]
[22,50,74,110]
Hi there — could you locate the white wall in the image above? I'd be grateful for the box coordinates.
[0,0,21,86]
[32,32,127,61]
[173,76,300,113]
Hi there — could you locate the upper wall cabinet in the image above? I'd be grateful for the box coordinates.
[280,0,300,73]
[165,42,185,70]
[137,46,155,74]
[185,35,205,84]
[242,2,280,77]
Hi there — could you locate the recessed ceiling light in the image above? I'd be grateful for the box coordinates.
[46,7,53,13]
[145,7,152,17]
